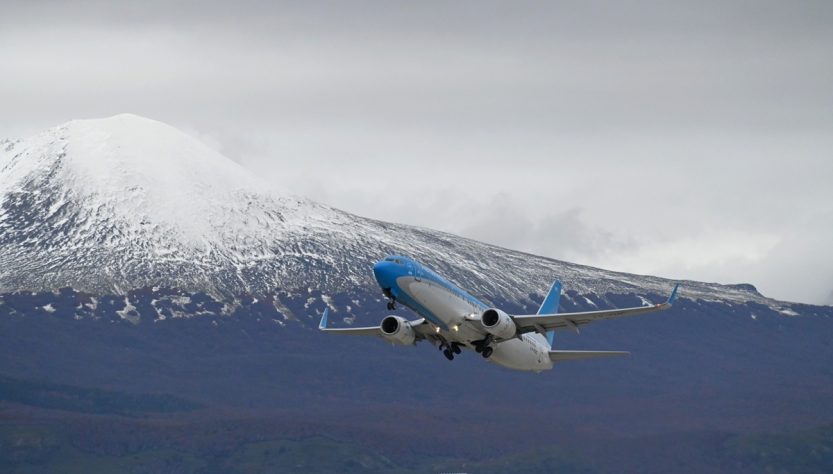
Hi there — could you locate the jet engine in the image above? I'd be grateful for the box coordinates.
[481,308,516,340]
[380,315,416,345]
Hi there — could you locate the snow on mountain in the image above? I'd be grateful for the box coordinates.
[0,114,795,311]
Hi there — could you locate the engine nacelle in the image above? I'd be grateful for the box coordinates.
[380,315,416,345]
[480,308,516,340]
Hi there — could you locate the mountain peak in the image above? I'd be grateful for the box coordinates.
[2,114,289,244]
[0,115,323,294]
[61,112,273,199]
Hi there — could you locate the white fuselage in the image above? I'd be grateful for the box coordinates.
[396,276,554,372]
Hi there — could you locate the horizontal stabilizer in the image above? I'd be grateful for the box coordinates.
[548,350,630,362]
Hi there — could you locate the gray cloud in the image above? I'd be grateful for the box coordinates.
[459,198,637,263]
[1,1,832,303]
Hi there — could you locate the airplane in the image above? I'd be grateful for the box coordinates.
[319,255,679,373]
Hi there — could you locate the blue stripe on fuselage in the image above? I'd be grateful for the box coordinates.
[373,256,489,330]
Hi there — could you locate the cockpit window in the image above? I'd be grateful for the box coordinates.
[384,257,404,264]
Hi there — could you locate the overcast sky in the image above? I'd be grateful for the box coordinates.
[2,1,832,304]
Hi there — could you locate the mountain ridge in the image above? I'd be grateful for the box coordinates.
[0,114,805,313]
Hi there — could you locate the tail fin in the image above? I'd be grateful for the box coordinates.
[538,280,562,348]
[667,283,680,305]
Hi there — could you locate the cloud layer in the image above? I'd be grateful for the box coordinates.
[1,1,831,303]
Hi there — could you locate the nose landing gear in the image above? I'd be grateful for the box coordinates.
[382,289,396,311]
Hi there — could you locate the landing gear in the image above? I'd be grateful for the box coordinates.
[382,289,396,311]
[473,335,494,357]
[438,340,461,361]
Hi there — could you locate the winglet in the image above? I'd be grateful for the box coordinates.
[319,308,329,330]
[667,283,680,305]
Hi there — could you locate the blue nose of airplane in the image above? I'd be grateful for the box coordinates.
[373,260,398,289]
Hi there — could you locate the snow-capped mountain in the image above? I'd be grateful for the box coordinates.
[2,116,832,452]
[0,114,796,311]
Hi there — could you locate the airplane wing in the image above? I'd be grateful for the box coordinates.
[514,284,679,333]
[318,309,382,335]
[318,309,435,339]
[549,350,630,362]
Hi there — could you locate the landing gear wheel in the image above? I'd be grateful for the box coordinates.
[443,348,454,360]
[451,343,462,355]
[481,347,493,359]
[473,335,492,354]
[386,302,394,311]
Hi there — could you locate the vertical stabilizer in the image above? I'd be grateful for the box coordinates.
[538,280,562,348]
